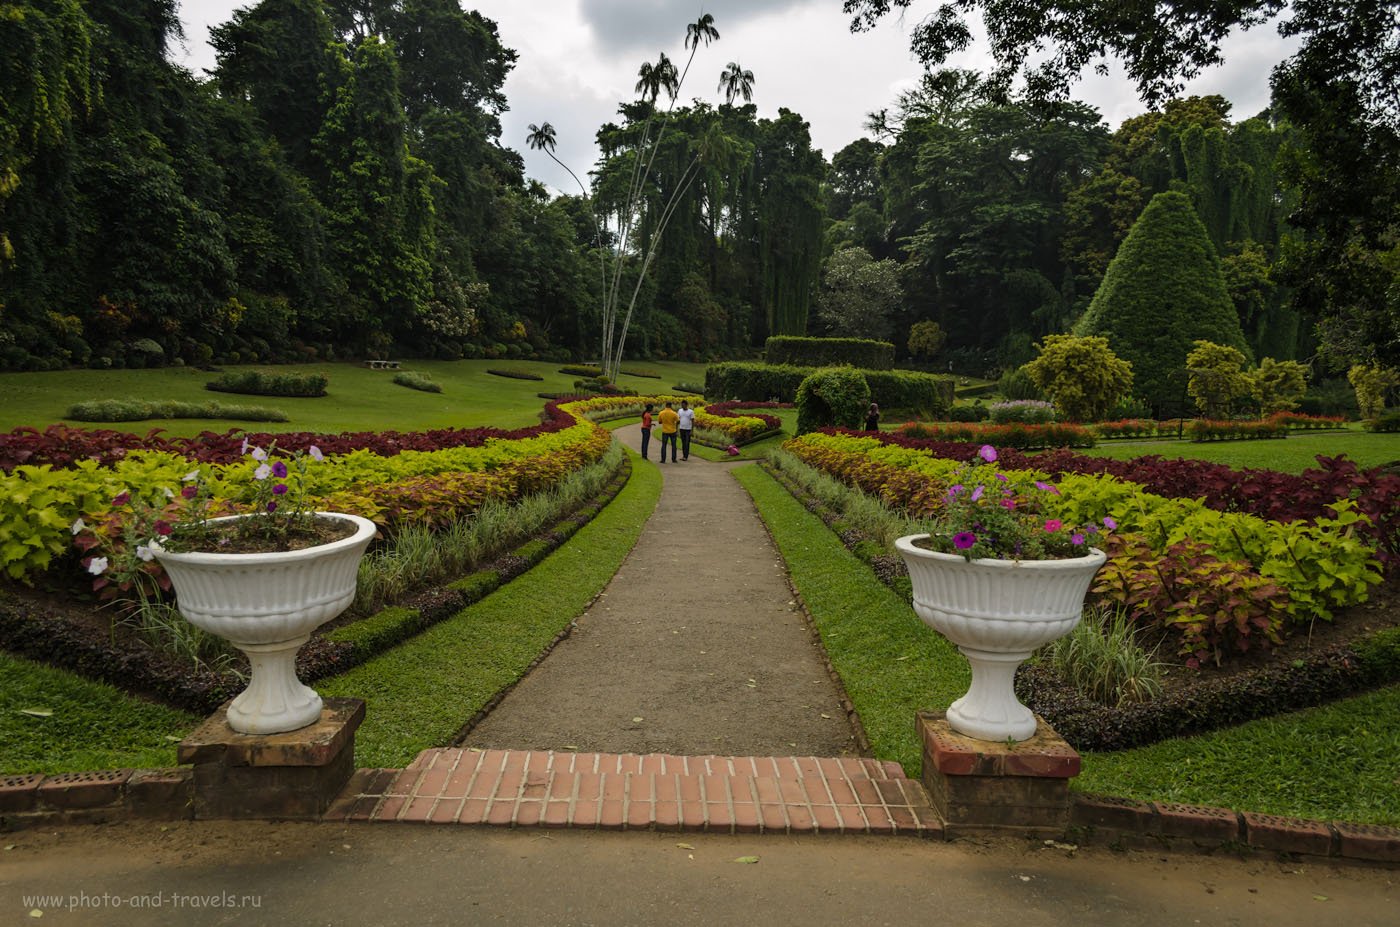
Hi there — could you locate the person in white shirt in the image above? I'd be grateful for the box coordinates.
[677,400,696,460]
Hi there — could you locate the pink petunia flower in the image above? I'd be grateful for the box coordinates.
[1071,533,1085,545]
[977,445,998,463]
[1043,519,1062,532]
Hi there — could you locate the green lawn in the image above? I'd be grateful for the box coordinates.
[1083,426,1400,473]
[738,460,1400,826]
[0,359,711,436]
[0,652,198,775]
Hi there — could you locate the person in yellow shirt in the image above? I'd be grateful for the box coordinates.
[657,401,680,463]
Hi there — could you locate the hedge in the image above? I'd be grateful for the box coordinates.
[764,336,894,370]
[205,371,328,398]
[705,362,951,416]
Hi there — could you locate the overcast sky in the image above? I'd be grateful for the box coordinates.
[171,0,1299,194]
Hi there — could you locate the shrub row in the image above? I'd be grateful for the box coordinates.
[1269,411,1348,430]
[393,371,442,392]
[1366,410,1400,433]
[783,431,1383,662]
[619,368,662,379]
[763,336,895,370]
[558,365,602,377]
[0,399,612,581]
[762,452,1400,750]
[205,370,329,397]
[1,402,584,472]
[987,400,1056,424]
[897,421,1095,449]
[1016,628,1400,752]
[1187,418,1288,441]
[66,399,288,423]
[486,368,544,381]
[705,362,951,416]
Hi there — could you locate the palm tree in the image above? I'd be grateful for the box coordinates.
[718,62,755,105]
[526,122,607,340]
[635,53,679,104]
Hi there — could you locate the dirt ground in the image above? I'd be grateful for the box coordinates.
[463,452,860,757]
[2,820,1395,926]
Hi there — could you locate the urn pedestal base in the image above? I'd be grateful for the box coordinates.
[917,710,1080,838]
[178,697,364,820]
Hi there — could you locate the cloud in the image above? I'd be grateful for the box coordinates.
[578,0,809,55]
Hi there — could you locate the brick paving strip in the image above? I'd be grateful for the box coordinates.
[327,747,941,836]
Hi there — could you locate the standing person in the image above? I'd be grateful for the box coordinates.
[864,402,880,432]
[657,401,680,463]
[677,399,695,460]
[639,403,654,460]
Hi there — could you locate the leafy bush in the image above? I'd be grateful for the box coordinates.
[1365,410,1400,433]
[1186,340,1253,418]
[1348,363,1400,419]
[1252,357,1309,413]
[995,366,1042,401]
[672,381,705,394]
[206,371,328,398]
[485,368,542,381]
[1093,419,1158,439]
[558,365,603,378]
[66,399,288,422]
[988,399,1056,424]
[765,335,894,370]
[1022,335,1134,422]
[947,403,989,422]
[795,368,870,435]
[392,371,442,393]
[1298,377,1359,418]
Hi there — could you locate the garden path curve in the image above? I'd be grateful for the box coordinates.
[463,444,860,757]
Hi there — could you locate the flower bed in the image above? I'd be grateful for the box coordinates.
[1187,418,1289,441]
[896,420,1095,449]
[0,400,611,582]
[783,431,1384,666]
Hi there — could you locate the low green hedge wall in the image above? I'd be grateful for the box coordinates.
[764,336,895,370]
[706,362,951,417]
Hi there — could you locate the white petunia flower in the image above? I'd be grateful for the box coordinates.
[183,470,199,482]
[309,445,324,462]
[70,518,86,535]
[136,544,156,562]
[254,464,272,480]
[87,556,109,575]
[252,447,268,462]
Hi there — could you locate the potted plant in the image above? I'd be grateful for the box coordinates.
[78,441,376,735]
[895,445,1113,742]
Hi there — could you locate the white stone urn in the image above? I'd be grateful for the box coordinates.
[895,534,1106,742]
[155,512,376,735]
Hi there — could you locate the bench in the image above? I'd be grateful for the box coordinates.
[364,360,401,370]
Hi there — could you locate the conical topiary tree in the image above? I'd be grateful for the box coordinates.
[1075,191,1250,413]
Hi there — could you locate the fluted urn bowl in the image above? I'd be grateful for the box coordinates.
[155,512,376,735]
[895,534,1106,742]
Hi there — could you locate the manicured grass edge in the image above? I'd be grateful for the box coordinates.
[733,463,966,776]
[319,448,663,767]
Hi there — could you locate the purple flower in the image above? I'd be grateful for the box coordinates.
[272,460,288,478]
[947,484,964,500]
[272,483,288,496]
[153,520,173,537]
[1071,533,1085,545]
[1000,498,1016,510]
[977,444,998,463]
[970,485,984,502]
[266,501,278,513]
[181,485,198,499]
[1035,480,1060,495]
[1103,516,1117,530]
[953,532,977,550]
[995,473,1009,483]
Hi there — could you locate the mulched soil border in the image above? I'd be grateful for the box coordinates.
[758,460,1400,752]
[0,454,631,716]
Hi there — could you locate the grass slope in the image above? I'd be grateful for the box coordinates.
[734,463,966,774]
[319,447,663,767]
[0,652,198,775]
[0,360,711,437]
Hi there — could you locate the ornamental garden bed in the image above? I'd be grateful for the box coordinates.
[762,431,1400,752]
[0,450,630,716]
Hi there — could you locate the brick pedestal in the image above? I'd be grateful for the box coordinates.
[178,697,364,820]
[917,710,1079,838]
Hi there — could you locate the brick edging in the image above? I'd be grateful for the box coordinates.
[1069,793,1399,863]
[1,769,192,831]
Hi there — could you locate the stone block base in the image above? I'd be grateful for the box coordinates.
[179,697,364,820]
[917,710,1079,838]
